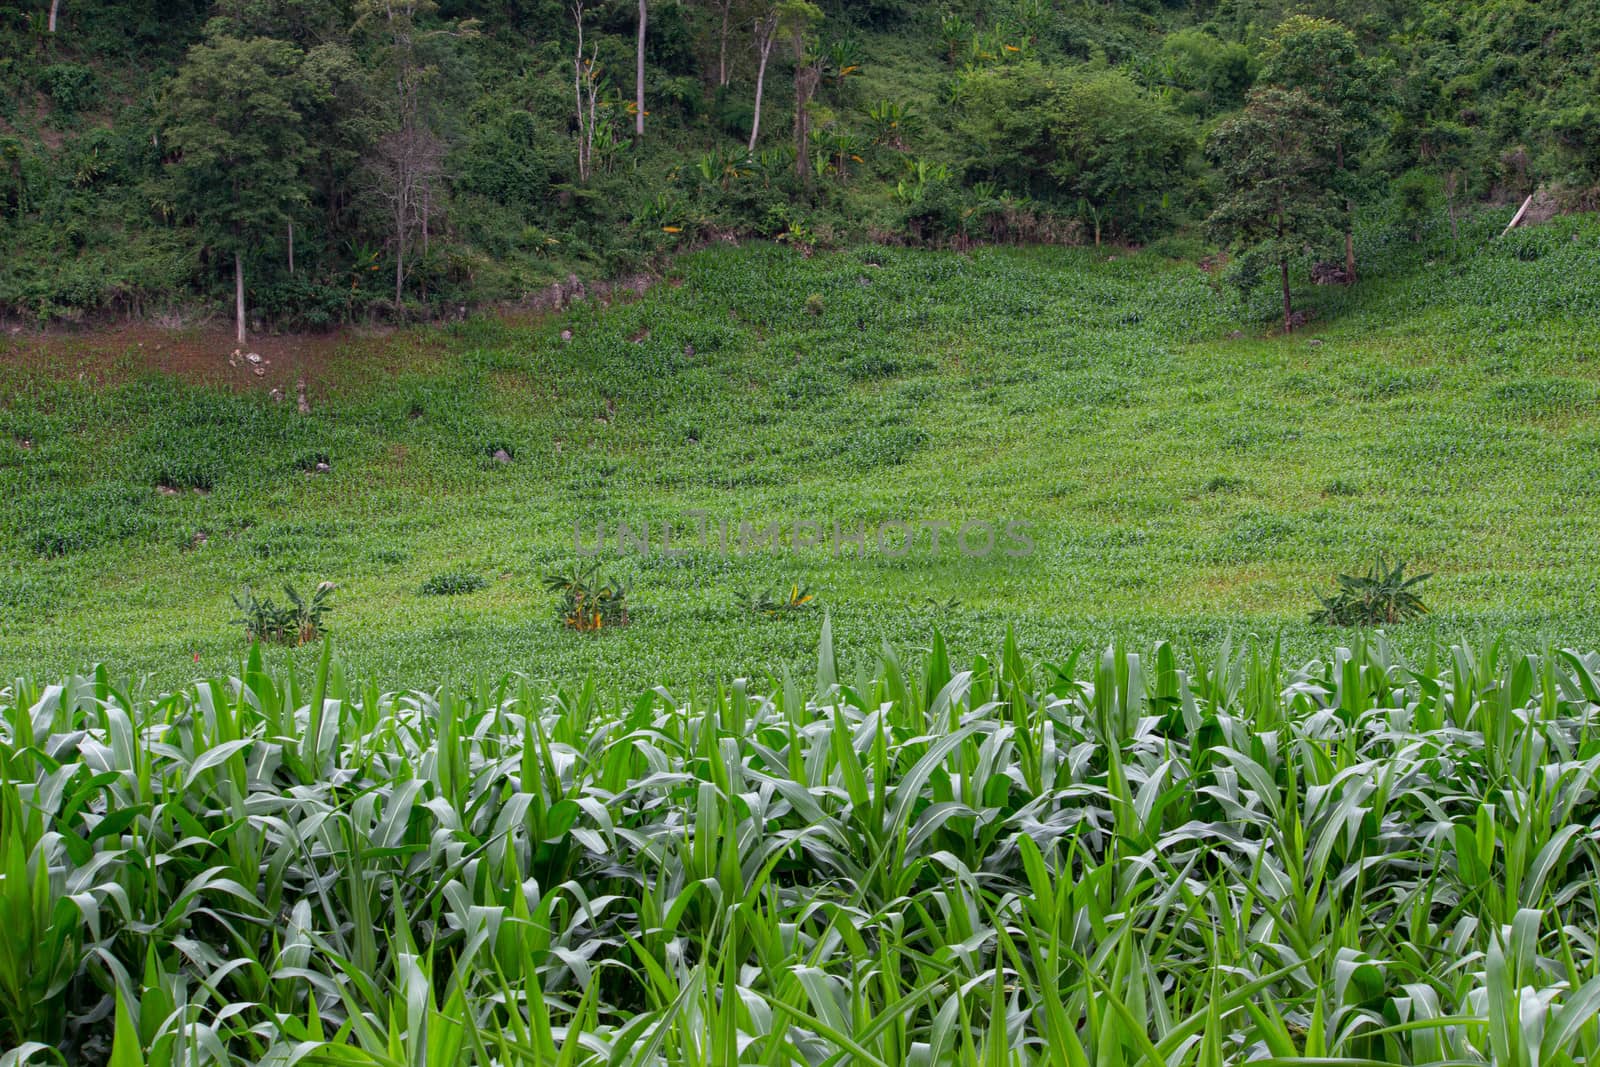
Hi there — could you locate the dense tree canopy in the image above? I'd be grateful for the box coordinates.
[0,0,1594,328]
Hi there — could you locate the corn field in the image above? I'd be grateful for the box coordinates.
[6,625,1600,1065]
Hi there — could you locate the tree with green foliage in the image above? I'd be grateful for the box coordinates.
[1048,70,1193,244]
[783,0,822,187]
[1206,86,1343,334]
[1419,120,1471,240]
[1259,15,1387,282]
[956,64,1193,242]
[161,34,317,344]
[1157,28,1255,116]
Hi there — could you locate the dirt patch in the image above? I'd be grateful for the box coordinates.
[0,320,453,395]
[0,267,678,394]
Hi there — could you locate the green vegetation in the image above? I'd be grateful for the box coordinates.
[7,631,1600,1062]
[2,0,1599,327]
[2,214,1599,688]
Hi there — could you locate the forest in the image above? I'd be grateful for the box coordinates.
[1,0,1597,335]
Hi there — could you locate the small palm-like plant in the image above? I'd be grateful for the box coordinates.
[1311,554,1432,625]
[545,562,630,631]
[864,99,919,149]
[232,582,335,645]
[736,581,817,618]
[939,12,973,62]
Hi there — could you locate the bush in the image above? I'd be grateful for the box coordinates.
[37,63,98,115]
[231,582,336,645]
[1311,555,1432,626]
[420,570,489,596]
[544,562,630,631]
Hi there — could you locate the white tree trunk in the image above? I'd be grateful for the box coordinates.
[717,2,730,85]
[234,251,246,345]
[634,0,646,138]
[48,0,59,33]
[287,221,295,275]
[750,24,775,152]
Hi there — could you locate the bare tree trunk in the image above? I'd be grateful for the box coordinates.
[749,17,776,153]
[717,0,730,85]
[1445,171,1459,240]
[394,197,405,310]
[1336,142,1355,284]
[794,63,817,187]
[235,251,246,345]
[1344,221,1355,282]
[573,3,595,181]
[634,0,647,139]
[1279,254,1293,334]
[287,221,295,275]
[48,0,59,33]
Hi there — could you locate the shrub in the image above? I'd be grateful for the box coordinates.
[232,582,336,645]
[544,562,630,631]
[37,63,98,115]
[420,570,488,596]
[1311,555,1431,626]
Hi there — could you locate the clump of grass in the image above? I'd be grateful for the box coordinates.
[1311,554,1432,625]
[1322,477,1362,497]
[419,570,488,596]
[231,581,335,644]
[1204,474,1246,494]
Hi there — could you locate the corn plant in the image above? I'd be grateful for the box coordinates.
[3,632,1600,1064]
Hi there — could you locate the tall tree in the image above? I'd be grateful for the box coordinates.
[634,0,646,139]
[705,0,736,86]
[572,0,602,182]
[162,34,315,344]
[783,0,822,186]
[1259,15,1385,283]
[748,6,778,151]
[1206,86,1342,334]
[355,0,472,311]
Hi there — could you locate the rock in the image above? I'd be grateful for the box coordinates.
[296,378,310,415]
[246,352,263,364]
[269,388,284,403]
[1308,338,1324,347]
[252,366,265,377]
[560,329,573,343]
[1311,262,1353,286]
[858,276,872,287]
[190,530,209,547]
[17,437,31,450]
[1228,330,1245,340]
[157,485,180,496]
[314,461,331,473]
[192,487,210,497]
[683,344,695,358]
[492,448,513,464]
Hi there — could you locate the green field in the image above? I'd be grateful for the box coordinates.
[3,213,1600,688]
[8,634,1600,1062]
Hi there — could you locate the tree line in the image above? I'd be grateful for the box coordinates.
[0,0,1593,333]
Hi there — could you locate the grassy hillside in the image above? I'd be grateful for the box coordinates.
[3,210,1598,688]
